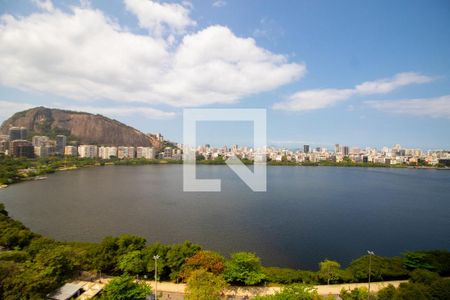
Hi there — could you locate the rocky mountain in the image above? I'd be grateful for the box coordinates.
[0,107,161,147]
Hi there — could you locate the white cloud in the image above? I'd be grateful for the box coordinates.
[0,101,34,120]
[273,72,435,111]
[31,0,55,12]
[124,0,195,36]
[273,89,354,111]
[365,95,450,118]
[355,72,434,94]
[212,0,227,8]
[160,26,305,106]
[0,2,304,108]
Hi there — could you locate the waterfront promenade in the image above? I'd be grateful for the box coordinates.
[77,278,407,299]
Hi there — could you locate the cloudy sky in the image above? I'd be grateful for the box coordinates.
[0,0,449,149]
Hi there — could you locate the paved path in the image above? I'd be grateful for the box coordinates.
[147,279,407,297]
[73,278,407,299]
[316,280,406,296]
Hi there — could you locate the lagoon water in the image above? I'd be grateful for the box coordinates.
[1,165,449,269]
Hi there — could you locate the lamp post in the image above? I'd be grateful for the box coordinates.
[153,255,160,300]
[367,250,375,300]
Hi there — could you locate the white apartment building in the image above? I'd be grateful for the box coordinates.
[78,145,98,158]
[64,146,77,156]
[117,146,135,159]
[136,147,155,159]
[99,146,118,159]
[32,136,49,147]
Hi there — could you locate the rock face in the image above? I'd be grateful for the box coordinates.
[0,107,160,147]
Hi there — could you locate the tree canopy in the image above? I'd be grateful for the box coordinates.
[185,269,228,300]
[101,274,151,300]
[223,252,266,285]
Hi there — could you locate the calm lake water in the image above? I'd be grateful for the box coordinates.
[1,165,449,269]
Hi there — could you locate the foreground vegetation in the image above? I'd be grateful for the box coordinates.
[0,203,449,299]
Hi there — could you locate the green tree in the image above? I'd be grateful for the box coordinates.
[409,269,440,285]
[346,255,408,282]
[0,250,28,263]
[185,269,228,300]
[34,245,79,279]
[91,234,146,274]
[118,250,145,275]
[166,241,201,280]
[116,234,146,255]
[101,274,151,300]
[377,284,397,300]
[403,252,435,271]
[223,252,265,285]
[143,242,171,280]
[393,282,431,300]
[262,267,316,285]
[429,278,450,300]
[254,284,319,300]
[92,236,119,273]
[340,287,372,300]
[318,260,341,285]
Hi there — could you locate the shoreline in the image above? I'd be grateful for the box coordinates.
[1,157,448,189]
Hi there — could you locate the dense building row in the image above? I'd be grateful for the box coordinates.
[1,126,448,166]
[0,126,179,160]
[192,143,450,166]
[75,145,181,159]
[0,127,67,158]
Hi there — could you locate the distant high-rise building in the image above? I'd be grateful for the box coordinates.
[9,127,27,141]
[117,146,135,159]
[127,147,135,159]
[0,140,8,154]
[342,146,349,156]
[8,128,20,141]
[34,146,48,158]
[164,147,173,158]
[55,135,67,155]
[64,146,78,156]
[99,146,118,159]
[136,147,155,159]
[335,144,341,154]
[136,147,144,159]
[303,145,310,153]
[32,136,49,147]
[10,140,34,158]
[98,146,107,159]
[118,146,126,159]
[78,145,98,158]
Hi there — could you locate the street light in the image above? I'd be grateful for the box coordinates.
[153,255,160,300]
[367,250,375,300]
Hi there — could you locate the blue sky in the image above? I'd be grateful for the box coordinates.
[0,0,449,149]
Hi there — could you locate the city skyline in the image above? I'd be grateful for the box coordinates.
[3,125,449,167]
[0,0,449,149]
